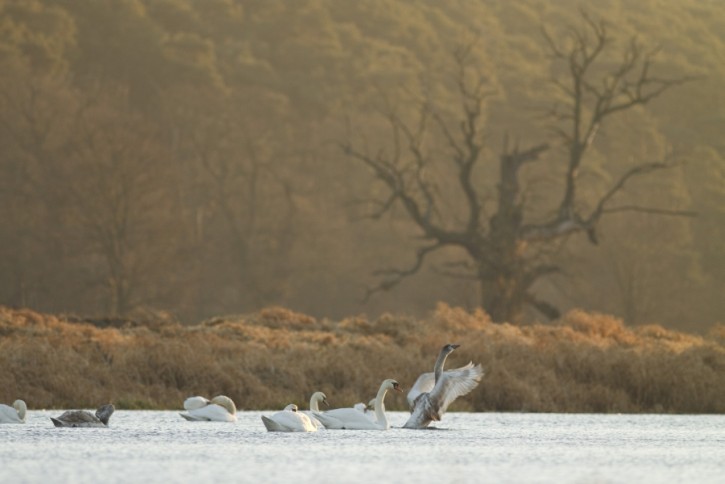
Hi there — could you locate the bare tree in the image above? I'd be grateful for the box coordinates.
[342,14,695,323]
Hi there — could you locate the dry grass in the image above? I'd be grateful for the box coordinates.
[0,304,723,413]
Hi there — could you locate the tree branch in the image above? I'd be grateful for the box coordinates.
[602,205,697,217]
[363,242,443,302]
[521,160,686,244]
[531,12,697,246]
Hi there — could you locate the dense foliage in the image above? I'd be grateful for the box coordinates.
[0,1,724,331]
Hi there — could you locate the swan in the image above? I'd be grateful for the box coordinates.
[51,404,115,428]
[0,400,27,424]
[403,343,484,429]
[302,392,327,429]
[353,398,377,423]
[313,379,401,430]
[262,404,317,432]
[180,395,237,422]
[183,395,210,410]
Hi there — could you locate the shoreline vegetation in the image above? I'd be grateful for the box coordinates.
[1,304,723,413]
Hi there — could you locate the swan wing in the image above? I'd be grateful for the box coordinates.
[180,412,208,421]
[316,408,381,430]
[312,411,344,429]
[296,412,317,432]
[0,404,22,424]
[407,372,435,410]
[187,403,237,422]
[261,415,287,432]
[263,410,316,432]
[351,402,377,422]
[301,410,325,429]
[183,396,210,411]
[428,362,484,416]
[407,364,479,410]
[51,410,104,427]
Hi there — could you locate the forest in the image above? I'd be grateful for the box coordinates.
[1,0,724,334]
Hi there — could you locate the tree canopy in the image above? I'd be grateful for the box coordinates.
[0,0,723,331]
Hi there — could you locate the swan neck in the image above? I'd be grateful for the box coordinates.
[374,385,389,428]
[434,349,451,382]
[15,401,26,420]
[310,396,319,412]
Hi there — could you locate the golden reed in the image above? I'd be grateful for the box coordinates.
[1,304,723,412]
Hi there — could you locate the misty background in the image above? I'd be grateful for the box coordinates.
[0,0,723,333]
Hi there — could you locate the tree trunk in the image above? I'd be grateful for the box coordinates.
[480,145,529,323]
[478,236,527,324]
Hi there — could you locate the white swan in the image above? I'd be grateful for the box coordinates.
[180,395,237,422]
[302,392,327,429]
[353,398,377,423]
[183,395,210,410]
[0,400,27,424]
[262,404,317,432]
[403,343,484,429]
[51,404,115,428]
[314,379,401,430]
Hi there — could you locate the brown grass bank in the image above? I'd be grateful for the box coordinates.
[1,304,723,413]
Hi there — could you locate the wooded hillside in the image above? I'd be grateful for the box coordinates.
[0,0,724,331]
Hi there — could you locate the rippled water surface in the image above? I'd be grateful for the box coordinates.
[1,411,723,483]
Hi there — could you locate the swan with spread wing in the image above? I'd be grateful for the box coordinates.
[403,344,483,429]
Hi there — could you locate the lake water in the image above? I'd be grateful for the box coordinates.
[1,411,723,483]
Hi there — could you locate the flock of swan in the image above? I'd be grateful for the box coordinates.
[0,344,484,431]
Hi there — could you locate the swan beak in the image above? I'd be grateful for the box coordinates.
[451,344,461,349]
[323,400,330,407]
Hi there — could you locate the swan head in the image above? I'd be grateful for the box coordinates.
[442,343,460,355]
[383,379,403,393]
[284,404,298,412]
[95,404,115,425]
[211,395,237,415]
[311,391,329,407]
[13,400,27,420]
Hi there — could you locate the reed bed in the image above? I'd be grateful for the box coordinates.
[1,304,723,413]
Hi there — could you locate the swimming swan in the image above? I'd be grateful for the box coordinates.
[180,395,237,422]
[51,404,115,428]
[302,392,328,429]
[262,404,317,432]
[403,344,483,429]
[314,379,401,430]
[353,398,377,423]
[0,400,27,424]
